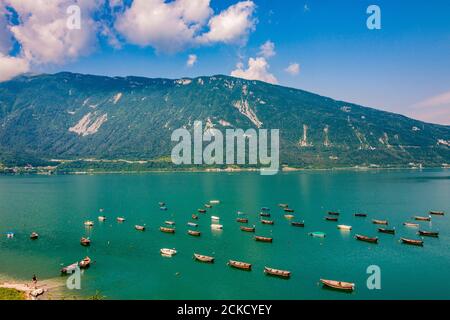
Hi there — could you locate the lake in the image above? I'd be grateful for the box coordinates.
[0,169,449,299]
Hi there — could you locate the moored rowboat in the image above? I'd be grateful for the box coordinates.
[135,225,146,231]
[429,211,444,216]
[211,224,223,230]
[236,218,248,223]
[372,219,388,225]
[328,211,340,216]
[401,237,424,246]
[240,226,255,232]
[284,208,294,213]
[418,230,439,237]
[210,200,220,204]
[165,221,175,226]
[278,204,289,208]
[30,232,39,240]
[160,248,177,257]
[192,214,198,220]
[325,216,338,222]
[228,260,252,271]
[309,232,326,238]
[187,222,198,227]
[84,220,94,227]
[260,212,271,217]
[198,209,206,213]
[320,279,355,292]
[61,262,78,274]
[337,225,352,231]
[211,216,220,221]
[79,256,91,269]
[80,237,91,246]
[264,267,291,278]
[403,222,419,228]
[284,214,295,220]
[355,234,378,244]
[188,230,201,236]
[254,236,273,243]
[354,213,367,217]
[194,253,214,263]
[291,221,305,227]
[98,216,107,222]
[160,226,175,234]
[414,216,431,221]
[116,217,125,222]
[261,219,274,225]
[378,228,395,234]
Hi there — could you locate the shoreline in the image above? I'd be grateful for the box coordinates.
[0,276,72,300]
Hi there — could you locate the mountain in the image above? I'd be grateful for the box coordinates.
[0,72,449,171]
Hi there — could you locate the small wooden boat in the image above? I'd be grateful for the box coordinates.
[192,214,198,220]
[205,204,212,208]
[320,279,355,292]
[30,232,39,240]
[160,206,168,211]
[165,221,175,226]
[401,237,424,246]
[309,232,326,238]
[135,225,146,231]
[210,200,220,204]
[98,216,106,222]
[211,224,223,230]
[354,213,367,217]
[403,222,419,228]
[429,211,444,216]
[194,253,214,263]
[337,225,352,231]
[378,228,395,234]
[372,219,388,225]
[284,214,295,220]
[240,226,255,232]
[260,212,271,217]
[254,235,273,243]
[61,262,78,274]
[160,226,175,234]
[261,207,270,211]
[80,237,91,246]
[187,222,198,227]
[291,221,305,227]
[211,216,220,221]
[228,260,252,271]
[264,267,291,278]
[414,216,431,221]
[160,248,177,257]
[284,208,294,213]
[188,230,201,236]
[355,234,378,244]
[116,217,125,222]
[328,211,340,216]
[261,219,274,225]
[236,218,248,223]
[79,256,91,269]
[84,220,94,227]
[278,203,289,208]
[325,216,338,222]
[418,230,439,237]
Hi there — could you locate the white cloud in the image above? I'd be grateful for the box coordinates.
[409,90,450,124]
[231,57,277,84]
[258,40,275,58]
[197,1,256,45]
[186,54,198,67]
[0,53,29,82]
[285,62,300,75]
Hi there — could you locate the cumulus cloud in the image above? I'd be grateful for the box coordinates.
[258,40,275,58]
[197,1,256,45]
[231,57,277,84]
[0,53,30,82]
[285,62,300,75]
[186,54,198,67]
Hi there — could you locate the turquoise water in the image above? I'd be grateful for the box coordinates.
[0,169,449,300]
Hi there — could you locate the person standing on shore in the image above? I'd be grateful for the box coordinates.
[32,274,37,288]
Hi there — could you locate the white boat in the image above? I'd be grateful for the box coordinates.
[160,248,177,257]
[211,216,220,221]
[98,216,106,222]
[237,211,245,215]
[117,217,125,222]
[337,225,352,231]
[84,220,94,227]
[211,224,223,230]
[6,232,14,238]
[210,200,220,204]
[187,222,198,227]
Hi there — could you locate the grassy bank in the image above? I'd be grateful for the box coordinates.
[0,287,27,300]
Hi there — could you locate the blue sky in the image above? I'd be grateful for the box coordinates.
[1,0,449,124]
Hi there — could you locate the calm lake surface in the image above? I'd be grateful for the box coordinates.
[0,169,449,300]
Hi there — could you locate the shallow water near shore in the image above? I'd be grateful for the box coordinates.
[0,169,449,299]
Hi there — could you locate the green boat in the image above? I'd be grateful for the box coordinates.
[309,232,326,238]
